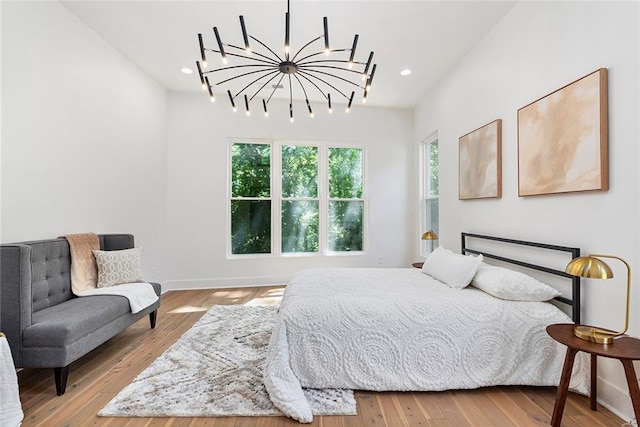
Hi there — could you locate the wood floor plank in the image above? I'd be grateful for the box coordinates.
[376,392,407,426]
[430,393,472,427]
[405,392,445,420]
[16,287,627,427]
[319,415,345,427]
[355,392,386,426]
[450,389,498,426]
[340,409,365,427]
[499,387,551,426]
[393,393,430,426]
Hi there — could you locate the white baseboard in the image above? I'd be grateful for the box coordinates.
[163,276,289,292]
[597,376,635,423]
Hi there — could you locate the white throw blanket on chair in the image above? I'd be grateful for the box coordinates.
[76,283,158,314]
[0,334,23,427]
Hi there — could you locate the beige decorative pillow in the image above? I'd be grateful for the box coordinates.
[92,248,144,288]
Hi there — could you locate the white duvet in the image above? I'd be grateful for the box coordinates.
[263,268,589,423]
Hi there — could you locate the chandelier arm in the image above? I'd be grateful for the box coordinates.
[291,73,310,100]
[203,64,278,75]
[297,59,366,66]
[266,73,287,104]
[215,66,279,86]
[288,74,294,121]
[294,72,328,100]
[233,69,281,100]
[290,36,322,62]
[297,69,348,99]
[295,49,350,64]
[225,44,280,64]
[297,67,364,89]
[248,71,282,101]
[249,35,284,63]
[297,64,366,77]
[206,48,276,66]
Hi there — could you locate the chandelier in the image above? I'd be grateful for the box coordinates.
[195,0,377,121]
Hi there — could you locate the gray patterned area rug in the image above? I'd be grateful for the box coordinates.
[98,304,356,418]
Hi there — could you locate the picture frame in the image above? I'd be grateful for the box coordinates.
[517,68,608,196]
[459,119,502,200]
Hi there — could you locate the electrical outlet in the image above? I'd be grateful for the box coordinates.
[378,256,383,265]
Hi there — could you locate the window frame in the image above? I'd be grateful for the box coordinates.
[280,142,321,255]
[326,145,366,254]
[227,139,274,258]
[227,138,367,258]
[421,132,439,257]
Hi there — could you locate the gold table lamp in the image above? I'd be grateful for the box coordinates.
[421,230,438,253]
[565,254,631,345]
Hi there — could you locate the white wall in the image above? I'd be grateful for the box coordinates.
[166,92,413,289]
[413,1,639,419]
[1,2,168,282]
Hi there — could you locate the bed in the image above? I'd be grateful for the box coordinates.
[263,233,591,423]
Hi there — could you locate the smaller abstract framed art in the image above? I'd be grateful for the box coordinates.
[518,68,608,196]
[459,119,502,200]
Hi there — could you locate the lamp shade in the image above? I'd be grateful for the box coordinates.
[565,256,614,279]
[421,230,438,241]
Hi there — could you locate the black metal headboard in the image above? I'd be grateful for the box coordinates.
[461,232,581,323]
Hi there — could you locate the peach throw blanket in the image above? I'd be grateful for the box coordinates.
[64,233,100,295]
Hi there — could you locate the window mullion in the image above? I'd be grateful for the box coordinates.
[318,145,328,254]
[273,141,282,256]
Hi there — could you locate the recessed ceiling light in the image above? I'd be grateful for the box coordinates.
[400,69,412,76]
[181,67,194,75]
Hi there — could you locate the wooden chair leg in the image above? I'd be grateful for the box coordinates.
[149,310,157,329]
[551,347,579,427]
[620,359,640,422]
[54,366,69,396]
[591,353,597,410]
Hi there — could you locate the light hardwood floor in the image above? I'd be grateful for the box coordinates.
[18,286,627,426]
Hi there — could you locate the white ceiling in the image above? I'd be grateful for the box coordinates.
[60,1,516,109]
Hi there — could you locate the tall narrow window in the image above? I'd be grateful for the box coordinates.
[424,135,439,254]
[328,147,364,252]
[281,145,319,253]
[230,142,272,254]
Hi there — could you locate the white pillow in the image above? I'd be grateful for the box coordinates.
[93,247,144,288]
[422,246,483,289]
[471,263,561,301]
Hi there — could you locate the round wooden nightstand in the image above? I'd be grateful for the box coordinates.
[411,262,424,269]
[547,323,640,427]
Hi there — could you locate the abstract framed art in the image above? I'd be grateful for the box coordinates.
[517,68,608,196]
[459,119,502,200]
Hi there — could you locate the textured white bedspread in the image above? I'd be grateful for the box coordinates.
[263,268,589,423]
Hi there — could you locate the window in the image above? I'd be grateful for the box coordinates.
[281,145,319,253]
[423,134,439,254]
[328,147,364,252]
[230,142,272,255]
[229,141,365,256]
